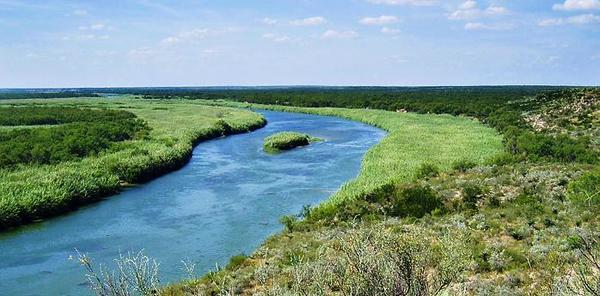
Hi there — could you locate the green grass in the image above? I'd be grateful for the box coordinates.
[199,101,504,214]
[0,98,266,230]
[263,131,318,152]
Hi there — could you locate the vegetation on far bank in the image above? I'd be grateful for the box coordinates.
[200,101,504,215]
[0,98,266,230]
[263,132,320,153]
[0,107,149,167]
[154,88,599,296]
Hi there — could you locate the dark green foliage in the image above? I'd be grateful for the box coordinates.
[452,159,478,172]
[514,132,596,163]
[331,183,442,221]
[0,107,148,168]
[463,184,485,209]
[0,91,98,100]
[226,254,249,271]
[566,235,585,250]
[128,85,561,117]
[391,185,443,218]
[0,107,135,126]
[280,215,300,232]
[416,162,440,179]
[485,90,599,164]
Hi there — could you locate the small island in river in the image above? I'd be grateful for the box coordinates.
[263,131,322,153]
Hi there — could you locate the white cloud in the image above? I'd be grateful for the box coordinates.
[161,28,237,45]
[390,55,408,63]
[381,27,401,35]
[459,0,477,10]
[91,23,105,30]
[262,33,293,43]
[64,34,110,41]
[367,0,438,6]
[262,18,278,25]
[539,13,600,25]
[79,23,115,31]
[448,1,508,20]
[290,16,327,26]
[73,9,88,16]
[553,0,600,11]
[321,30,358,40]
[464,22,514,30]
[360,15,400,25]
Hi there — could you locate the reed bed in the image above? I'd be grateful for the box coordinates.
[0,98,266,230]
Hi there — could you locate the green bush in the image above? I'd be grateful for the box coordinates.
[452,159,478,172]
[0,119,148,168]
[463,183,486,209]
[416,162,441,179]
[391,184,443,218]
[226,254,249,270]
[280,215,300,232]
[567,168,600,206]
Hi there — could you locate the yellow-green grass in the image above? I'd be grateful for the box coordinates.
[196,100,504,213]
[0,98,266,230]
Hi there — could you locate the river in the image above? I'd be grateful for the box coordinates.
[0,110,386,295]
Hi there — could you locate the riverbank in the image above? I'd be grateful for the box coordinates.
[196,101,503,214]
[0,98,266,230]
[162,90,599,295]
[161,101,505,295]
[0,109,385,296]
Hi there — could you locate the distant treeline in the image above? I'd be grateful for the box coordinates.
[129,86,565,117]
[1,86,568,117]
[0,92,99,100]
[0,107,136,126]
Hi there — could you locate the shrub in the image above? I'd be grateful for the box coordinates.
[226,254,248,270]
[452,159,478,172]
[567,168,600,207]
[554,235,600,295]
[266,226,469,296]
[77,250,160,296]
[416,162,440,179]
[391,184,443,218]
[508,225,530,241]
[280,215,300,232]
[463,183,486,209]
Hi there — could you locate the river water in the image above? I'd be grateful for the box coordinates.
[0,110,386,295]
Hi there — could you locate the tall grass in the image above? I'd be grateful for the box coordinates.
[198,100,503,216]
[0,98,266,230]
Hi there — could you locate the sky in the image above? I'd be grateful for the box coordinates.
[0,0,599,87]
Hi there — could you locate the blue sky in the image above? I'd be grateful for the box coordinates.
[0,0,599,87]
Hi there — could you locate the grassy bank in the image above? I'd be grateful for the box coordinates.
[154,101,502,295]
[158,90,598,295]
[201,101,503,216]
[0,98,266,230]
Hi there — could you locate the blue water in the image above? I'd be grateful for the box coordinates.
[0,110,386,296]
